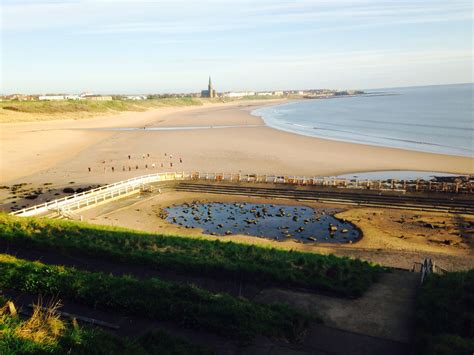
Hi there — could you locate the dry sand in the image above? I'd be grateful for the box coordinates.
[81,191,474,271]
[1,98,471,189]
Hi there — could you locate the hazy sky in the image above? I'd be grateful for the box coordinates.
[1,0,473,94]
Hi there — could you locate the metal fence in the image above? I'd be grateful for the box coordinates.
[412,258,448,284]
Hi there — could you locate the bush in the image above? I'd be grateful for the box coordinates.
[415,269,474,354]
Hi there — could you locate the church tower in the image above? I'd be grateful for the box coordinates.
[208,76,215,98]
[201,76,216,98]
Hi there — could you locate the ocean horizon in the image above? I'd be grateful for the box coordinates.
[253,83,473,158]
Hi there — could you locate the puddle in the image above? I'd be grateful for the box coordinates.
[164,202,360,243]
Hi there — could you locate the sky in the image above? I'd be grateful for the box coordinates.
[1,0,473,94]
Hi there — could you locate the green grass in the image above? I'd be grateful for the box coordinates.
[0,253,310,342]
[0,301,210,354]
[0,96,288,122]
[0,98,204,115]
[415,269,474,354]
[0,214,384,298]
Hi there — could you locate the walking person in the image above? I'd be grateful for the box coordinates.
[88,167,91,172]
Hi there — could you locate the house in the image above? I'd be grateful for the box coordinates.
[39,95,66,101]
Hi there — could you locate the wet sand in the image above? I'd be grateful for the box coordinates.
[81,191,474,271]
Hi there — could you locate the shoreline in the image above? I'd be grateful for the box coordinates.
[1,98,472,187]
[252,103,474,159]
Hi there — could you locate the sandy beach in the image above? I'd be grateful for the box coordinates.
[1,99,472,190]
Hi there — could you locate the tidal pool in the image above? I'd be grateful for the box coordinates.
[164,202,360,243]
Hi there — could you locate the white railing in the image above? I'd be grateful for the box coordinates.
[9,171,472,218]
[10,171,193,217]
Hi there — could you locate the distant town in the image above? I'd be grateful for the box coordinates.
[0,77,365,102]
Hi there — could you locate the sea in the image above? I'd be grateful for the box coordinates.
[252,83,473,158]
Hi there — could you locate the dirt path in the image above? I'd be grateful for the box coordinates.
[257,270,419,343]
[0,242,419,354]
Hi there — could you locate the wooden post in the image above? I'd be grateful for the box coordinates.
[8,301,17,316]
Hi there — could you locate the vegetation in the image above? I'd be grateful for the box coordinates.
[0,95,286,123]
[1,98,202,114]
[0,254,310,342]
[0,299,210,354]
[0,214,384,298]
[415,269,474,354]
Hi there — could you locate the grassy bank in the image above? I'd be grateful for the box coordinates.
[0,298,210,354]
[0,214,384,298]
[415,269,474,354]
[0,254,310,342]
[0,96,284,123]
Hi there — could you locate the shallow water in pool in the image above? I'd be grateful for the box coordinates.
[164,203,360,243]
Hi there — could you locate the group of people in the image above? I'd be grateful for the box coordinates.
[87,152,183,173]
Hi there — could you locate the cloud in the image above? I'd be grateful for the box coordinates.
[3,0,472,34]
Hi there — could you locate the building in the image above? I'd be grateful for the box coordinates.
[39,95,66,101]
[85,95,113,101]
[223,91,255,98]
[201,76,216,98]
[125,95,147,100]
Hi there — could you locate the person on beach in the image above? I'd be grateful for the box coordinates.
[170,162,173,167]
[179,157,182,163]
[170,154,173,159]
[152,163,156,169]
[142,154,145,159]
[123,166,125,171]
[161,163,163,168]
[129,166,131,171]
[128,155,131,160]
[88,167,91,172]
[147,153,150,158]
[136,165,138,170]
[164,153,167,157]
[145,164,148,169]
[112,166,114,172]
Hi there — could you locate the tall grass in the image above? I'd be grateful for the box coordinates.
[0,254,311,342]
[0,214,384,298]
[0,299,210,354]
